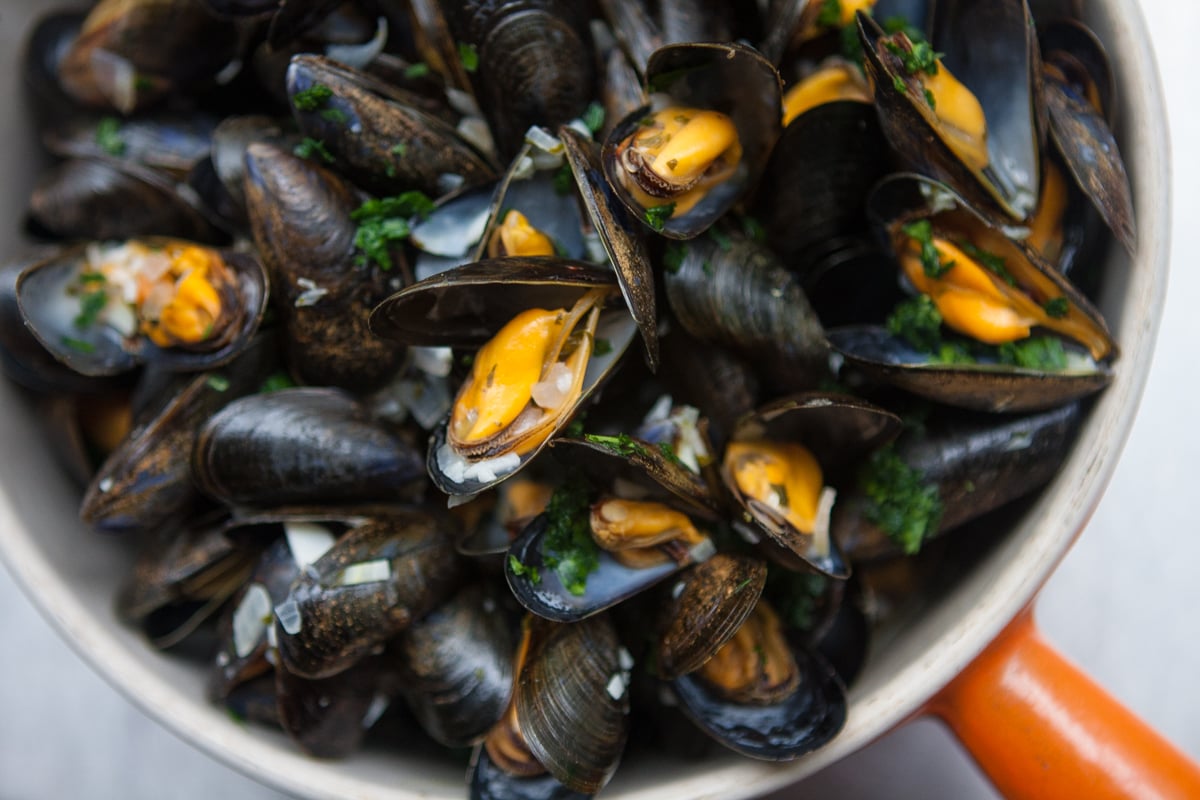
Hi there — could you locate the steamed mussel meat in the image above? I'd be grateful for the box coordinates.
[4,0,1138,796]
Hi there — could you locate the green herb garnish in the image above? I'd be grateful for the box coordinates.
[644,203,675,232]
[707,226,732,252]
[74,288,108,329]
[350,192,436,269]
[553,163,574,195]
[458,42,479,72]
[924,88,937,109]
[886,39,943,76]
[997,336,1068,371]
[292,83,333,111]
[858,444,942,555]
[958,241,1015,286]
[508,554,541,584]
[663,242,686,274]
[592,338,612,357]
[390,143,407,157]
[319,108,349,125]
[294,138,335,164]
[902,219,955,279]
[61,335,95,353]
[1043,297,1070,318]
[741,215,767,243]
[886,295,943,353]
[206,374,230,392]
[584,433,650,458]
[658,441,689,472]
[817,0,842,28]
[893,74,908,93]
[403,62,430,79]
[79,272,106,284]
[564,417,586,438]
[765,570,829,632]
[581,102,605,134]
[541,480,600,596]
[259,372,296,394]
[95,117,125,157]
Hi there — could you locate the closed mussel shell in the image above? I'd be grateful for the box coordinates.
[275,653,389,758]
[286,55,498,197]
[243,141,406,392]
[833,400,1084,562]
[516,616,630,794]
[274,508,464,679]
[191,388,426,509]
[80,334,278,534]
[657,554,767,680]
[396,585,514,748]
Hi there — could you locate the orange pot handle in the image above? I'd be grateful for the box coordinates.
[928,607,1200,799]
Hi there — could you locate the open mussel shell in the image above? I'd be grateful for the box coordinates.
[515,616,630,794]
[549,436,721,521]
[834,400,1084,563]
[670,638,846,761]
[722,393,902,578]
[559,126,658,370]
[192,388,426,509]
[828,173,1115,413]
[858,4,1041,222]
[371,258,636,497]
[505,500,712,624]
[657,554,767,680]
[602,42,783,239]
[273,507,463,680]
[44,112,218,179]
[1039,24,1136,254]
[395,585,514,748]
[286,55,498,197]
[16,240,267,378]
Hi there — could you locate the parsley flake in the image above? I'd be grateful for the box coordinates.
[403,62,430,79]
[350,191,434,269]
[902,219,954,279]
[1043,297,1070,318]
[859,445,942,555]
[292,83,333,111]
[958,241,1016,286]
[997,337,1068,371]
[592,338,612,356]
[508,554,541,584]
[319,107,349,125]
[458,42,479,73]
[644,203,675,232]
[206,374,230,392]
[581,102,605,134]
[294,138,335,164]
[61,335,95,353]
[95,117,125,157]
[74,288,108,329]
[259,372,296,393]
[541,480,600,596]
[552,163,574,196]
[584,433,650,459]
[817,0,842,28]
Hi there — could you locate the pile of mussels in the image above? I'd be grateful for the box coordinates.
[3,0,1135,795]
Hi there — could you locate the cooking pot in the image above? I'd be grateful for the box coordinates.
[0,1,1195,797]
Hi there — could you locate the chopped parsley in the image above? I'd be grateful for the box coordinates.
[564,417,586,438]
[581,102,605,134]
[592,338,612,356]
[80,272,106,284]
[1043,297,1070,318]
[541,480,600,596]
[924,88,937,109]
[817,0,842,28]
[390,143,407,157]
[259,372,296,393]
[319,107,349,125]
[902,219,954,279]
[403,62,430,79]
[350,192,436,269]
[294,137,334,164]
[644,203,675,232]
[663,241,686,274]
[206,374,230,392]
[584,432,650,459]
[458,42,479,73]
[707,226,732,252]
[859,444,942,555]
[741,215,767,243]
[292,83,333,111]
[893,75,907,93]
[765,569,829,632]
[658,441,689,472]
[997,336,1068,371]
[886,39,943,76]
[958,241,1016,286]
[74,287,108,328]
[553,163,574,196]
[95,117,125,157]
[886,295,943,353]
[508,554,541,584]
[61,335,95,353]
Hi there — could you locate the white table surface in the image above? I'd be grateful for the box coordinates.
[2,2,1197,798]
